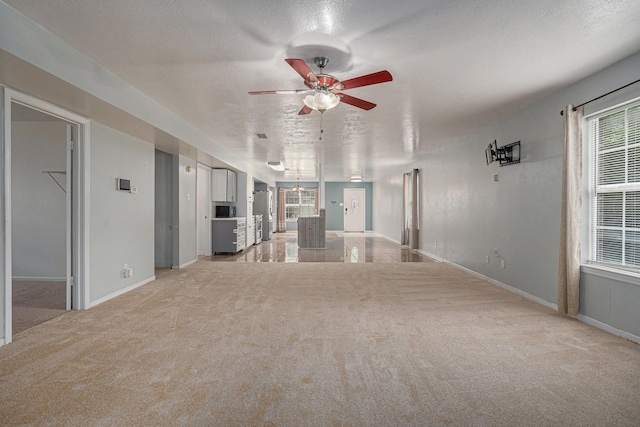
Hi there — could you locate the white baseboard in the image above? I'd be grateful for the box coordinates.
[577,314,640,344]
[12,277,66,282]
[417,250,640,344]
[172,258,197,270]
[373,231,402,245]
[89,276,156,308]
[417,249,558,311]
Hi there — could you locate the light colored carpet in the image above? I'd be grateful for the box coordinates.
[1,262,639,426]
[12,281,66,334]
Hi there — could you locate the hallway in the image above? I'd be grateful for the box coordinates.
[207,231,435,263]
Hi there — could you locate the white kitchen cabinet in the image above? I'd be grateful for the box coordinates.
[211,169,237,202]
[246,215,256,246]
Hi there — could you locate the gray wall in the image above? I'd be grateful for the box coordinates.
[275,181,374,231]
[155,150,173,268]
[374,51,640,341]
[11,121,67,280]
[325,182,373,231]
[89,122,155,303]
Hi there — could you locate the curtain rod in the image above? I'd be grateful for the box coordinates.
[560,77,640,115]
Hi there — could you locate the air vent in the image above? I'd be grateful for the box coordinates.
[256,133,268,139]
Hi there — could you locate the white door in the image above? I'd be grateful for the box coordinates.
[343,188,365,232]
[196,164,212,256]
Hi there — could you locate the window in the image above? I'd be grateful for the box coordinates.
[285,189,317,221]
[587,100,640,271]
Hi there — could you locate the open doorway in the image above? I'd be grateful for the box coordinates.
[154,150,175,269]
[11,103,68,334]
[2,88,90,346]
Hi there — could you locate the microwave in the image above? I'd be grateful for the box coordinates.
[216,205,236,218]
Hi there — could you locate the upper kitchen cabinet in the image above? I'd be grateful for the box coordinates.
[211,169,237,202]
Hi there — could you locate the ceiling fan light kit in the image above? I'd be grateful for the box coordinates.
[303,91,341,112]
[249,56,392,115]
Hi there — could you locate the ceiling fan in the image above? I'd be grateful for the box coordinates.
[248,57,392,115]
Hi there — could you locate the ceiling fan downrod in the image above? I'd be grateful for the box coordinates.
[314,56,329,73]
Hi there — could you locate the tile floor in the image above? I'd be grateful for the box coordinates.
[205,231,435,263]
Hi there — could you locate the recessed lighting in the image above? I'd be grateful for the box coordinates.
[267,161,285,171]
[256,133,268,139]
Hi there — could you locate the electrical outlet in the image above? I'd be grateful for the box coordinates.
[501,259,506,269]
[486,255,490,264]
[434,241,438,248]
[494,249,499,256]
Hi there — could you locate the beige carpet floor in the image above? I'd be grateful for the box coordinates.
[12,281,67,335]
[1,262,639,426]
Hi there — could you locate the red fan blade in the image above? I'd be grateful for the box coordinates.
[285,58,319,84]
[339,70,392,90]
[298,105,313,115]
[248,89,309,95]
[339,94,377,111]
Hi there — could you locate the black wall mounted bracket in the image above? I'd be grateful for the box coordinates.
[485,140,520,167]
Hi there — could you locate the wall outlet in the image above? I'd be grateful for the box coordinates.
[494,249,499,256]
[501,259,506,269]
[123,264,133,278]
[434,241,438,248]
[486,255,490,264]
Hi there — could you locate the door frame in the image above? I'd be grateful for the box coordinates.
[343,187,366,232]
[196,163,212,257]
[2,87,90,346]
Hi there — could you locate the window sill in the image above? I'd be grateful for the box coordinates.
[581,264,640,285]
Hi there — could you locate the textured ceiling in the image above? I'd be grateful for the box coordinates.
[5,0,640,181]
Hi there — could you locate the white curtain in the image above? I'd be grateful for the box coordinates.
[401,169,419,249]
[558,105,583,316]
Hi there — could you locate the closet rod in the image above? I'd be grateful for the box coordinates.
[560,77,640,115]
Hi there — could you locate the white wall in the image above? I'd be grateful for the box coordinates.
[374,51,640,340]
[173,155,197,269]
[11,121,67,280]
[89,122,155,303]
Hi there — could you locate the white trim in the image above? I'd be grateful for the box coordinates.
[2,86,11,346]
[418,250,640,344]
[576,313,640,345]
[417,249,558,311]
[583,94,640,120]
[12,277,66,282]
[581,264,640,284]
[2,87,91,346]
[89,276,156,308]
[173,258,197,270]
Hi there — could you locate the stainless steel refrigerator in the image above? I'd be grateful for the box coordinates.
[253,191,272,241]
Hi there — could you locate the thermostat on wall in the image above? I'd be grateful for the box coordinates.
[117,178,131,191]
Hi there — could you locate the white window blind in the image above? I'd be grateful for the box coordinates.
[588,101,640,271]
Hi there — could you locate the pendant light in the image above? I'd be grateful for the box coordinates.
[292,178,304,192]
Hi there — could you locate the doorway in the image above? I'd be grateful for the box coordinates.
[343,188,366,232]
[11,103,68,334]
[154,150,175,269]
[196,163,212,257]
[2,88,90,345]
